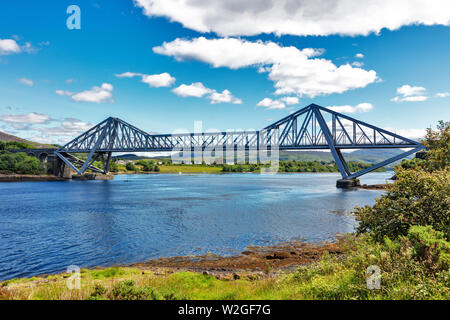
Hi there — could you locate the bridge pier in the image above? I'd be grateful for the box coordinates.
[336,179,361,188]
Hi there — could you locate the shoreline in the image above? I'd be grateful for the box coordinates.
[0,174,68,182]
[1,239,343,283]
[0,172,392,190]
[128,239,343,279]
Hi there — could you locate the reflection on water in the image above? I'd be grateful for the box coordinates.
[0,172,390,280]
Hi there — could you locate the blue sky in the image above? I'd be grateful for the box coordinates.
[0,0,449,145]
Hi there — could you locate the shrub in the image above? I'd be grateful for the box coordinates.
[0,151,45,175]
[125,162,136,171]
[353,169,449,241]
[407,225,449,273]
[111,280,149,300]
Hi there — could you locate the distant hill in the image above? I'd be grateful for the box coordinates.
[0,130,56,149]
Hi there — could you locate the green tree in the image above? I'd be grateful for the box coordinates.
[354,169,449,241]
[126,162,136,171]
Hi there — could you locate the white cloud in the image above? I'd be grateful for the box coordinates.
[134,0,450,37]
[327,102,374,113]
[172,82,242,104]
[36,118,93,137]
[57,83,114,103]
[436,92,450,98]
[0,38,21,55]
[55,90,73,96]
[383,127,426,140]
[281,96,299,105]
[397,84,426,96]
[257,98,286,110]
[209,90,242,104]
[18,78,34,86]
[352,61,364,67]
[0,112,51,124]
[154,37,378,98]
[355,53,364,58]
[391,84,428,103]
[115,72,140,78]
[172,82,212,98]
[65,78,75,84]
[115,71,176,87]
[141,73,176,87]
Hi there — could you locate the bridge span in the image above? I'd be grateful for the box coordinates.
[51,104,424,182]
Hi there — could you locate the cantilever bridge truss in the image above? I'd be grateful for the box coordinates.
[55,104,425,179]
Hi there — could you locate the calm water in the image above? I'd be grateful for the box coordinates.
[0,172,391,280]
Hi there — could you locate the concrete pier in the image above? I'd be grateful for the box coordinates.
[336,179,360,188]
[72,173,114,180]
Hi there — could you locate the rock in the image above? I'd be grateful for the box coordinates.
[266,251,291,260]
[233,274,240,280]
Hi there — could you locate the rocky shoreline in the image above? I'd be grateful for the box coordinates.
[128,240,343,280]
[0,174,68,182]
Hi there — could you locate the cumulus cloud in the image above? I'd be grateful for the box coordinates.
[209,90,242,104]
[0,38,21,55]
[383,127,426,140]
[327,102,374,113]
[0,112,51,124]
[134,0,450,37]
[281,96,299,105]
[172,82,242,104]
[172,82,212,98]
[391,84,428,102]
[257,98,286,110]
[18,78,34,86]
[154,37,378,98]
[355,53,364,58]
[436,92,450,98]
[36,118,94,137]
[55,90,72,96]
[115,71,175,87]
[352,61,364,67]
[56,83,114,103]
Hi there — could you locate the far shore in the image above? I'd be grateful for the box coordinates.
[0,171,392,190]
[0,174,68,182]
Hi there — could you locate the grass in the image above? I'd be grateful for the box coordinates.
[1,231,448,300]
[159,165,223,174]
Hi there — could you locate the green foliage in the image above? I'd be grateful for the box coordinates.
[397,121,449,173]
[0,151,45,175]
[355,121,450,241]
[109,161,119,172]
[135,160,159,172]
[354,169,449,241]
[221,160,386,173]
[407,226,449,272]
[125,162,136,171]
[111,280,151,300]
[0,141,36,150]
[422,120,450,172]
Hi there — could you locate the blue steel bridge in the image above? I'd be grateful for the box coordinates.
[54,104,425,180]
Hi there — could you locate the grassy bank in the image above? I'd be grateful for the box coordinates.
[1,229,448,300]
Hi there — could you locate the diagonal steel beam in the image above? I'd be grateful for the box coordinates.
[313,107,349,178]
[346,145,425,179]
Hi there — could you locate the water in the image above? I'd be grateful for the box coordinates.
[0,172,391,280]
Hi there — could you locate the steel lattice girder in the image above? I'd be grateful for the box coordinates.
[55,104,425,178]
